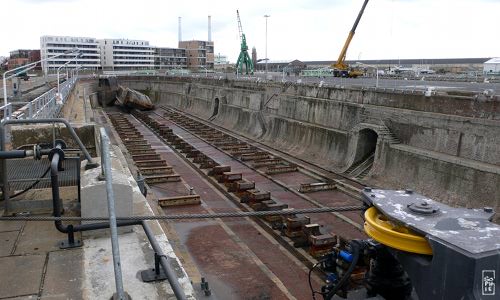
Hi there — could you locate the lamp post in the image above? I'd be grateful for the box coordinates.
[264,14,270,79]
[3,48,79,109]
[70,65,82,78]
[57,53,81,95]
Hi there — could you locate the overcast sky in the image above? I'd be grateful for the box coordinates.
[2,0,500,62]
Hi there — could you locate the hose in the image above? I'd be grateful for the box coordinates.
[324,241,361,300]
[10,166,51,199]
[308,261,323,300]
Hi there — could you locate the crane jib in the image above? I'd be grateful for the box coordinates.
[351,0,369,33]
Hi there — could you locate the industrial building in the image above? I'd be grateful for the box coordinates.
[40,35,101,74]
[99,39,155,70]
[483,57,500,75]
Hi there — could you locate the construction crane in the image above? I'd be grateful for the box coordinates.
[235,10,254,75]
[332,0,369,78]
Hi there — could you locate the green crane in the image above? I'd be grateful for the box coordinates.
[235,10,254,75]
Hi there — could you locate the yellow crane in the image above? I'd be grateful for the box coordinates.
[332,0,369,78]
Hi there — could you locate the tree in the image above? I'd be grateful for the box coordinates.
[0,56,7,71]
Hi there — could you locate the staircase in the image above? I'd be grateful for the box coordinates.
[344,152,375,179]
[379,125,401,144]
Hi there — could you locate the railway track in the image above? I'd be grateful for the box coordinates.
[106,108,368,299]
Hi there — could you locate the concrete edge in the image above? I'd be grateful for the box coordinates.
[392,143,500,175]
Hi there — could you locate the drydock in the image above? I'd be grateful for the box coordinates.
[0,74,499,300]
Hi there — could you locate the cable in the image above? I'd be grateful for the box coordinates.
[324,241,361,300]
[0,205,364,221]
[308,261,326,300]
[10,166,51,199]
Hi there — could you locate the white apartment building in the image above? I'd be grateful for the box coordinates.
[99,39,154,70]
[40,35,101,74]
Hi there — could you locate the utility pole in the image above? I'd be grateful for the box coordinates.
[264,14,270,78]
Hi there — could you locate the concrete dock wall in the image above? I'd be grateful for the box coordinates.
[118,76,500,217]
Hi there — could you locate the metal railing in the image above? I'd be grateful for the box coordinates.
[99,127,126,299]
[1,76,78,122]
[0,103,12,121]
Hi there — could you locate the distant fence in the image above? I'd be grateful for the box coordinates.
[1,76,77,123]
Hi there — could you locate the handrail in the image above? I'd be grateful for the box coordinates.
[0,103,12,122]
[99,127,126,299]
[1,76,77,122]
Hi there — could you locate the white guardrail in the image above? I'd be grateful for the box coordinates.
[1,76,77,123]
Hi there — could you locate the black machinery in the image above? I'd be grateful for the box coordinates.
[315,188,500,300]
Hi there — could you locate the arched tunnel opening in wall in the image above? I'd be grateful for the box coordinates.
[209,97,220,120]
[348,128,379,178]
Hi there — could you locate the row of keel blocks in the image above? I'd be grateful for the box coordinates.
[108,113,182,186]
[159,108,338,257]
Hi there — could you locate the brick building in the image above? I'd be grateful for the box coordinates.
[178,40,214,70]
[7,49,41,70]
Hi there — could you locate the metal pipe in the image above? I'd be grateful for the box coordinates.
[141,220,188,300]
[0,150,28,159]
[51,150,64,224]
[0,126,6,212]
[100,128,126,299]
[0,118,96,165]
[49,143,137,233]
[49,160,186,299]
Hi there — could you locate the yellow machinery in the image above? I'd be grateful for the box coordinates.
[364,206,432,255]
[332,0,369,78]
